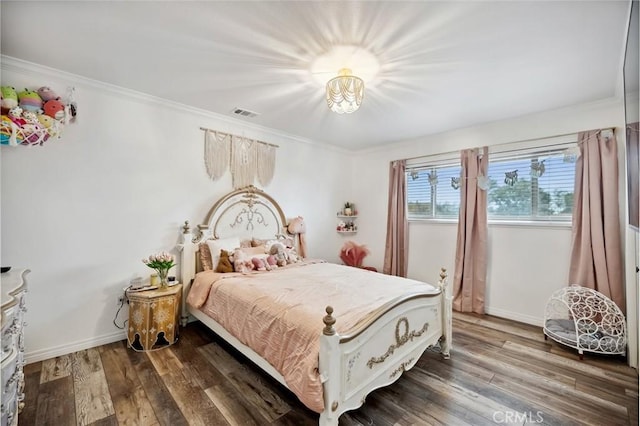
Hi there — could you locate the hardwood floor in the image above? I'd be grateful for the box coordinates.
[20,312,638,426]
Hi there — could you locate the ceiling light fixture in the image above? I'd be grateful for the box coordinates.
[326,68,364,114]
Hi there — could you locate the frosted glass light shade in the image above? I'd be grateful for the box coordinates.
[326,68,364,114]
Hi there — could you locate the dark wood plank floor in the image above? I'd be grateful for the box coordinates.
[20,312,638,426]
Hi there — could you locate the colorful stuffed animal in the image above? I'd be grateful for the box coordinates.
[251,257,267,271]
[287,216,307,258]
[233,248,254,273]
[21,111,46,145]
[215,249,234,273]
[37,114,54,129]
[8,107,25,126]
[1,115,16,146]
[43,98,65,120]
[17,89,43,113]
[37,86,59,102]
[1,87,18,113]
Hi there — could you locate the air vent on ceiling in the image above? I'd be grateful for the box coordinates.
[232,107,260,118]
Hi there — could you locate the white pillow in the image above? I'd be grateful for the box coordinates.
[206,237,241,269]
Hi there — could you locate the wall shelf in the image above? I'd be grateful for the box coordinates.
[336,206,358,233]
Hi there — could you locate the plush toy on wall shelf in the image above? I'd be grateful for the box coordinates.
[1,87,18,113]
[18,88,43,112]
[37,86,59,102]
[1,84,77,147]
[43,98,65,120]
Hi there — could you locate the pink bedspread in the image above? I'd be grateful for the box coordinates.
[187,261,440,413]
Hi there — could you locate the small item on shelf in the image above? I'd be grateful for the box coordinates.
[342,201,357,216]
[336,203,358,233]
[336,220,357,232]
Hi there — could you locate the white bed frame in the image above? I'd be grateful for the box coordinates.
[177,185,452,425]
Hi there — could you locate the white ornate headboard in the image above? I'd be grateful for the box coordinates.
[178,185,289,323]
[201,185,287,241]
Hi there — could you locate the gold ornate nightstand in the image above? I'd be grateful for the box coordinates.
[126,284,182,351]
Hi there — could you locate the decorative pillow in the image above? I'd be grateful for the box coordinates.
[199,242,214,271]
[206,237,241,271]
[251,238,267,247]
[233,247,254,273]
[238,245,269,260]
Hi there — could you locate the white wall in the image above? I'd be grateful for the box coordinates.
[0,58,353,362]
[353,97,626,327]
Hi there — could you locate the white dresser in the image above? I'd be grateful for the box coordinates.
[1,269,29,426]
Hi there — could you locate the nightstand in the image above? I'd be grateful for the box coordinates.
[126,284,182,351]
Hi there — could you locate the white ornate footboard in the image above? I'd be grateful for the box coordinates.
[318,269,451,425]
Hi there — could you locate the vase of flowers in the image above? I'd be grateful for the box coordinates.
[142,251,175,290]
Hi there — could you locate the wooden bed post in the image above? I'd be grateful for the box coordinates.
[439,268,452,359]
[319,306,340,426]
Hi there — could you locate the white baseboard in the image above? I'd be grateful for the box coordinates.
[25,330,127,364]
[484,306,544,327]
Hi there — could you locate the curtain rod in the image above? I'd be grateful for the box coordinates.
[199,127,280,148]
[401,127,613,163]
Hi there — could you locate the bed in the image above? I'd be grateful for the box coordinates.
[177,185,452,425]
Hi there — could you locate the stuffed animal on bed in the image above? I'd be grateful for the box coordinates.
[287,216,307,258]
[233,248,254,273]
[215,249,234,273]
[251,257,268,271]
[286,248,301,264]
[269,242,288,267]
[266,255,278,269]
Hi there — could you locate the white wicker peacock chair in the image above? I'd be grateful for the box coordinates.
[543,285,627,360]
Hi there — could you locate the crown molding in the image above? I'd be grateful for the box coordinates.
[0,55,351,155]
[357,96,624,157]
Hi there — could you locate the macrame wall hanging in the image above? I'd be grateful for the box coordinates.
[201,127,279,189]
[204,130,230,180]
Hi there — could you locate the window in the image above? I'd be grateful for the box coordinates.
[487,150,575,221]
[407,162,461,219]
[406,139,577,222]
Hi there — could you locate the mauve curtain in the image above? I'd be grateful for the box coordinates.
[383,160,408,277]
[569,130,624,311]
[453,147,489,314]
